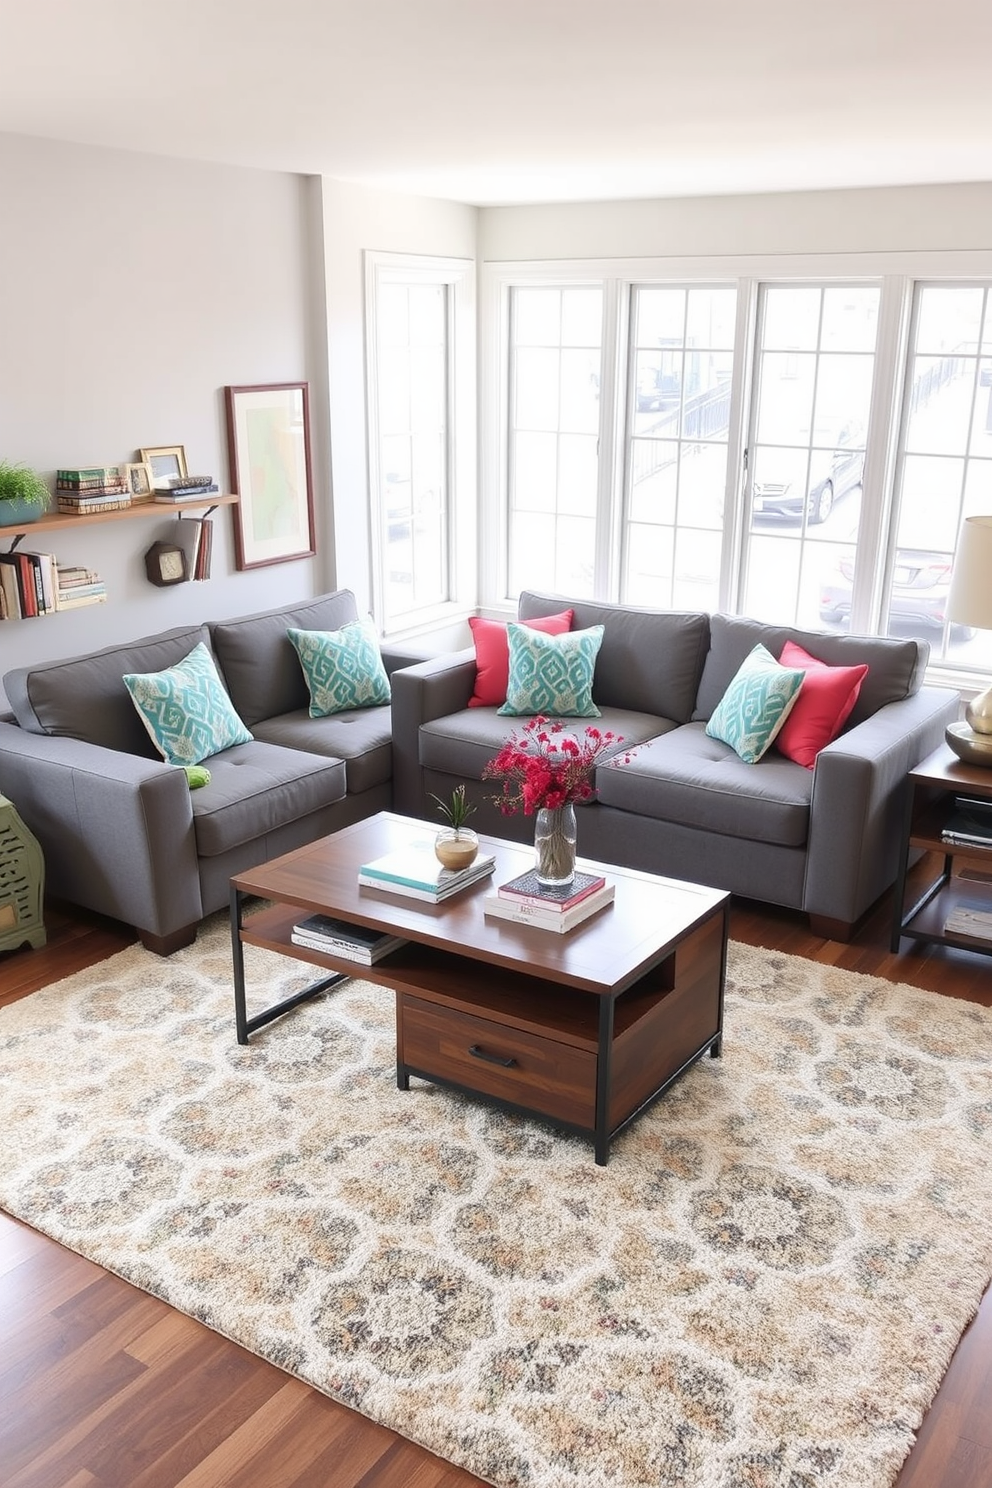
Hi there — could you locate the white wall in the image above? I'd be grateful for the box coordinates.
[479,181,992,261]
[0,133,321,693]
[319,177,477,627]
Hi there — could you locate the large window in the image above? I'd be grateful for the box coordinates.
[484,260,992,692]
[366,253,474,633]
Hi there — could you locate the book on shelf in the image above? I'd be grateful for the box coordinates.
[0,556,22,618]
[483,881,616,933]
[153,484,219,503]
[54,591,108,610]
[497,867,606,914]
[57,498,132,515]
[290,913,406,964]
[358,839,496,901]
[56,566,101,587]
[944,906,992,942]
[56,465,122,484]
[56,479,127,493]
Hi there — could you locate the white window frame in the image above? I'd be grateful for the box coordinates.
[365,250,476,638]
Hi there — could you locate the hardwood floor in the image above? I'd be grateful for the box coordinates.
[0,869,989,1488]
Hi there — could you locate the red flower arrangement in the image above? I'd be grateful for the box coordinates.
[482,715,627,816]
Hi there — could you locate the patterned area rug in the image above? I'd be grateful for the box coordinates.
[1,916,991,1488]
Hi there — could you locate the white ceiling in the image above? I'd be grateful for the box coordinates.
[2,0,991,206]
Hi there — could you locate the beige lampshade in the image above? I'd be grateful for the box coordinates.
[947,515,992,629]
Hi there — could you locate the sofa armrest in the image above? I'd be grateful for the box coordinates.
[389,648,477,817]
[0,720,203,939]
[381,643,437,676]
[803,685,959,926]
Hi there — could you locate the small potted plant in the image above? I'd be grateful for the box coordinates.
[0,461,51,529]
[431,783,479,870]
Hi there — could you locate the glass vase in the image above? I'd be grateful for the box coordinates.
[534,803,577,887]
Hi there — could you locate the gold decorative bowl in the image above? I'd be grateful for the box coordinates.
[434,829,479,870]
[946,721,992,768]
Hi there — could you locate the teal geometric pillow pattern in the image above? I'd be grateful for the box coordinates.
[705,643,806,764]
[122,642,253,766]
[288,618,391,718]
[498,623,605,718]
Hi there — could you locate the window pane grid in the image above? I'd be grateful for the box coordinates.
[374,280,451,627]
[621,285,736,609]
[742,283,879,630]
[507,286,603,598]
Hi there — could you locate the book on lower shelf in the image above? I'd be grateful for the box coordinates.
[358,839,496,902]
[290,913,406,964]
[940,797,992,848]
[497,867,606,914]
[483,881,616,933]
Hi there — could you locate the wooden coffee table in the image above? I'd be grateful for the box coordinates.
[230,812,729,1164]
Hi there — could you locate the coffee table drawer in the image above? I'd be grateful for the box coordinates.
[398,994,596,1128]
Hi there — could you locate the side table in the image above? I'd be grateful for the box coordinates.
[890,744,992,956]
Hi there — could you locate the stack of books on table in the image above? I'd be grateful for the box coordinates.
[483,868,615,933]
[56,466,131,515]
[291,913,407,964]
[358,838,496,902]
[940,797,992,848]
[54,564,107,610]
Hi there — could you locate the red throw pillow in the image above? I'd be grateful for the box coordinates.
[467,610,574,707]
[774,640,869,769]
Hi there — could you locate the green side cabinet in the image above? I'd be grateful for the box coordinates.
[0,793,46,952]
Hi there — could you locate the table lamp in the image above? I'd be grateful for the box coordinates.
[945,513,992,765]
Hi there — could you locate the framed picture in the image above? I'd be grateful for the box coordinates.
[225,382,315,569]
[140,445,188,491]
[124,461,154,502]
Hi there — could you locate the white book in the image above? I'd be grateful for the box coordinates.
[290,932,405,963]
[358,841,496,899]
[483,881,616,933]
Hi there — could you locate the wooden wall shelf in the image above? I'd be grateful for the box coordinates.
[3,493,239,541]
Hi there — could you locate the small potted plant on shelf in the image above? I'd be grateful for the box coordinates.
[0,461,51,529]
[431,783,479,870]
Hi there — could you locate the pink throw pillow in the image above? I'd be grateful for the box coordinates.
[774,639,869,769]
[467,610,574,707]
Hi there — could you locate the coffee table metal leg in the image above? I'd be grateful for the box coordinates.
[230,886,346,1043]
[594,995,616,1165]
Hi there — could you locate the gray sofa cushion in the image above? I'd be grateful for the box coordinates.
[420,706,671,784]
[252,706,392,794]
[210,590,362,729]
[190,741,347,858]
[4,625,213,757]
[595,722,812,848]
[517,591,710,723]
[692,613,928,729]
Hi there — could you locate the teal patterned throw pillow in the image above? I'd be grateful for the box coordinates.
[123,642,253,766]
[498,623,604,718]
[288,618,391,718]
[705,643,806,763]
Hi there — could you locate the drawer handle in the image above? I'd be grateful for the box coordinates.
[468,1043,517,1068]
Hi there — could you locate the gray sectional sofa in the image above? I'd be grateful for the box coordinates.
[0,589,420,955]
[392,591,959,940]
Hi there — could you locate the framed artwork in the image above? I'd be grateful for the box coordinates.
[124,461,154,501]
[225,382,315,569]
[140,445,188,491]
